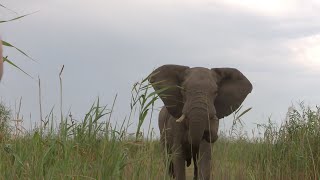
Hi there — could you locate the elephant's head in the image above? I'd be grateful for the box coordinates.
[149,64,252,147]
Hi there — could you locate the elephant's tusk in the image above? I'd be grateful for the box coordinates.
[176,114,185,123]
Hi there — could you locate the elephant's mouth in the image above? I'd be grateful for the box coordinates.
[178,113,219,144]
[203,130,218,143]
[203,131,211,142]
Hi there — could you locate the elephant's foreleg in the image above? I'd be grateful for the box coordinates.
[193,153,198,180]
[173,146,186,180]
[198,140,212,180]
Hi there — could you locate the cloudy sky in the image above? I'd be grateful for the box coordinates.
[1,0,320,136]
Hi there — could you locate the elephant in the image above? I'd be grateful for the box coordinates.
[148,64,252,180]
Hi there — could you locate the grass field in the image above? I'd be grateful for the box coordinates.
[1,80,319,179]
[1,103,319,180]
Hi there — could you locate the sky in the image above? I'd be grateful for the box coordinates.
[1,0,320,137]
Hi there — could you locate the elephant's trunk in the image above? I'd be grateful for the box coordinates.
[188,121,205,147]
[184,92,218,147]
[187,107,207,147]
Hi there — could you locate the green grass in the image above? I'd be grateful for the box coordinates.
[211,104,320,180]
[1,78,319,179]
[0,99,167,179]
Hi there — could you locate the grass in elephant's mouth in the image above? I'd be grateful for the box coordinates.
[0,77,319,179]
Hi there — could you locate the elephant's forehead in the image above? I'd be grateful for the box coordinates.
[189,67,209,71]
[183,67,218,90]
[186,67,212,78]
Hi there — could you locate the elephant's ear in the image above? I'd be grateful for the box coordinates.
[148,65,189,118]
[212,68,253,119]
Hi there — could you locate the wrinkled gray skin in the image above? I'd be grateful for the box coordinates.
[149,65,252,180]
